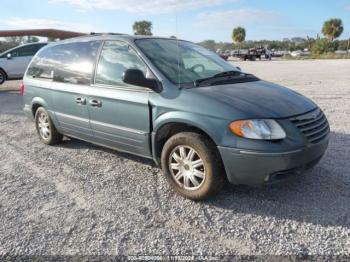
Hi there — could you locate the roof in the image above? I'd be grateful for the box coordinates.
[0,42,48,56]
[58,34,186,44]
[0,29,185,42]
[0,29,87,39]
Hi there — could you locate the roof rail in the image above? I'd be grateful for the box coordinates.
[90,32,128,36]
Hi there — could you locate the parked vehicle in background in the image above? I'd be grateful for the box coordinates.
[232,47,271,61]
[23,35,329,200]
[335,50,349,55]
[218,53,229,61]
[290,51,302,57]
[0,42,47,85]
[290,50,310,57]
[272,50,289,57]
[230,50,240,56]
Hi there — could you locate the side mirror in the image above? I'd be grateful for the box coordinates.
[7,53,12,59]
[236,66,241,71]
[123,69,162,93]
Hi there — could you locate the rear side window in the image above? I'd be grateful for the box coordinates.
[27,41,101,85]
[27,47,55,79]
[95,41,147,86]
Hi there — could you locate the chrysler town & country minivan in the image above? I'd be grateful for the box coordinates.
[23,35,330,200]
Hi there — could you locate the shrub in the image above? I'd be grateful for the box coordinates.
[311,39,339,55]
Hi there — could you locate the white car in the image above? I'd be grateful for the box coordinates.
[335,50,348,55]
[290,50,303,57]
[0,42,47,85]
[290,50,310,57]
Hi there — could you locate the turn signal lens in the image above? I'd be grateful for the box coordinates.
[229,120,245,137]
[229,119,286,140]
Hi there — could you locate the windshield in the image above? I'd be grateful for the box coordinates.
[135,39,240,86]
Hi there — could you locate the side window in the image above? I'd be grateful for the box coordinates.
[95,41,147,86]
[11,45,39,57]
[52,41,100,85]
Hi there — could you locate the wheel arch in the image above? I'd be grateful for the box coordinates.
[31,97,49,117]
[0,67,8,79]
[152,113,222,165]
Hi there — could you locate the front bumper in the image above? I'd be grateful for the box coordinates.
[218,137,329,186]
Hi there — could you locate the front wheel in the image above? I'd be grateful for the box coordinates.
[161,132,225,200]
[0,70,6,85]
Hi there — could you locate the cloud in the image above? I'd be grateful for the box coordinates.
[3,18,98,32]
[49,0,239,14]
[195,8,281,29]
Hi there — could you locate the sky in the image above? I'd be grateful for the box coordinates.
[0,0,349,42]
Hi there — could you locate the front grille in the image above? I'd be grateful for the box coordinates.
[290,108,330,144]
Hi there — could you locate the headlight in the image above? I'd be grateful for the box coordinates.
[229,119,286,140]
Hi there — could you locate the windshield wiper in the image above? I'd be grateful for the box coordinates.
[213,70,243,78]
[194,71,257,87]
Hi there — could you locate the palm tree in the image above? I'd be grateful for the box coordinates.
[322,18,344,41]
[232,27,246,43]
[232,27,246,53]
[133,21,153,36]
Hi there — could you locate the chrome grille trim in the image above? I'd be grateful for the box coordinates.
[290,109,330,144]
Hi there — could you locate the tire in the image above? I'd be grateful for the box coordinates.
[161,132,225,200]
[35,107,63,145]
[0,69,6,85]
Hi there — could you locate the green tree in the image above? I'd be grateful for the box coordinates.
[7,36,25,44]
[232,27,246,44]
[133,21,153,36]
[232,27,246,53]
[47,37,58,42]
[322,18,344,41]
[311,38,338,55]
[198,40,217,51]
[0,41,17,53]
[26,36,40,43]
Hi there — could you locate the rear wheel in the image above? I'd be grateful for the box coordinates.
[0,70,6,85]
[35,107,62,145]
[161,132,225,200]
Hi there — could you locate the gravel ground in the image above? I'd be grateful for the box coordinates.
[0,59,349,257]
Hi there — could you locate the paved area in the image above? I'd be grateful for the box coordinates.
[0,80,21,92]
[0,60,349,257]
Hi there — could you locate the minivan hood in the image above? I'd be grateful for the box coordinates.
[188,80,317,119]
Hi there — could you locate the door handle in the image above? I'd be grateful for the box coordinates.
[75,97,86,105]
[89,99,102,107]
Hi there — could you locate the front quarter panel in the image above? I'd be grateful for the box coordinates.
[153,110,229,145]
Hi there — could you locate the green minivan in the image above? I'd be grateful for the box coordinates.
[23,34,329,200]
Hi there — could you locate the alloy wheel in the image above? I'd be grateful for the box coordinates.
[168,145,206,190]
[38,112,51,140]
